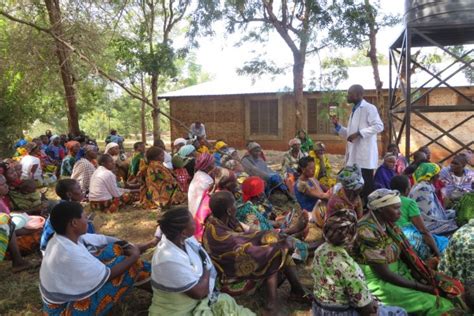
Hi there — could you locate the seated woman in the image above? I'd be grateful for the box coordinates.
[374,153,397,189]
[308,142,336,189]
[203,191,311,315]
[39,201,151,315]
[390,175,448,260]
[213,140,229,167]
[60,141,80,178]
[295,129,314,154]
[353,189,464,315]
[221,148,249,184]
[194,167,236,242]
[139,146,187,209]
[88,154,136,213]
[178,144,197,178]
[409,163,458,235]
[71,144,97,194]
[0,175,40,272]
[281,138,304,194]
[327,164,364,219]
[149,206,254,316]
[188,153,216,217]
[172,155,191,193]
[312,209,406,315]
[439,154,473,204]
[294,157,331,213]
[20,143,44,186]
[241,142,288,196]
[387,143,407,175]
[403,150,428,182]
[173,138,187,155]
[40,179,94,252]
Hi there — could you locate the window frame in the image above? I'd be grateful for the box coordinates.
[245,96,283,140]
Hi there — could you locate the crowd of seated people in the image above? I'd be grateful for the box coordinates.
[1,123,474,316]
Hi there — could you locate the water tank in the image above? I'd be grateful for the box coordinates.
[404,0,474,27]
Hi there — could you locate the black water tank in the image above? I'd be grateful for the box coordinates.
[404,0,474,27]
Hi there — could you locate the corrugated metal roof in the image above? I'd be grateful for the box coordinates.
[159,64,472,98]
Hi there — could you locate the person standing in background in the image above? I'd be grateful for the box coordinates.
[331,84,384,204]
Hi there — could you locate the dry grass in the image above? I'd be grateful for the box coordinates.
[0,152,345,316]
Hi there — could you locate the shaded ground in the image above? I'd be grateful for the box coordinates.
[0,152,345,316]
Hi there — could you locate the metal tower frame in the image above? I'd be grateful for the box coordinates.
[389,24,474,162]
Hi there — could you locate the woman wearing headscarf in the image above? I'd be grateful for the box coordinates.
[352,189,465,315]
[60,141,80,178]
[409,163,458,235]
[374,153,397,189]
[139,146,186,209]
[390,175,447,260]
[172,155,191,193]
[193,167,237,242]
[149,206,254,316]
[387,144,408,175]
[203,191,311,314]
[241,142,288,196]
[296,129,314,154]
[71,145,98,194]
[281,138,305,194]
[312,209,407,316]
[188,153,216,217]
[178,144,197,178]
[308,142,336,189]
[221,148,248,184]
[172,138,187,154]
[327,165,364,219]
[213,140,229,167]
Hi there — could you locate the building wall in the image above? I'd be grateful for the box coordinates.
[169,87,473,158]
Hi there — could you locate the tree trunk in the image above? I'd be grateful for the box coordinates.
[150,74,160,141]
[365,0,389,152]
[44,0,80,136]
[140,78,147,144]
[293,53,306,132]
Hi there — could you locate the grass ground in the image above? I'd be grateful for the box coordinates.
[0,151,346,316]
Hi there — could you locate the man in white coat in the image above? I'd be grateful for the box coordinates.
[331,84,384,204]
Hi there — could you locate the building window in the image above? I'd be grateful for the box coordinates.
[307,99,332,134]
[249,99,279,135]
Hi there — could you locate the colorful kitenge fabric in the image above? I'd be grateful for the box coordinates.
[439,219,474,284]
[337,165,364,191]
[326,188,363,219]
[0,213,12,261]
[413,163,440,183]
[308,152,337,188]
[456,192,474,226]
[236,201,273,231]
[353,212,462,315]
[128,152,144,178]
[90,193,132,213]
[46,145,64,162]
[396,196,448,260]
[294,178,321,212]
[296,129,314,153]
[202,216,292,296]
[409,181,458,235]
[194,190,212,242]
[439,167,473,200]
[43,243,151,316]
[312,243,372,309]
[60,155,76,177]
[139,160,186,209]
[8,190,43,211]
[281,150,304,177]
[174,168,191,193]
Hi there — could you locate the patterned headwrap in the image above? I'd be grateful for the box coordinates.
[242,176,265,202]
[247,142,261,151]
[195,153,215,172]
[324,209,358,246]
[383,152,397,160]
[173,138,187,147]
[215,141,228,151]
[314,142,326,152]
[414,162,441,183]
[178,144,196,158]
[104,142,119,155]
[367,189,401,210]
[288,138,301,147]
[65,141,80,150]
[337,164,365,190]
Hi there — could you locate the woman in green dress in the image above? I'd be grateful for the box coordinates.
[353,189,465,315]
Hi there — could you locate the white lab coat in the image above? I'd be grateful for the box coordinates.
[337,99,384,170]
